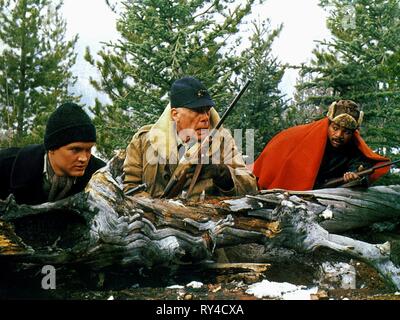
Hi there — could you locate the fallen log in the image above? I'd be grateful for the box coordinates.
[1,150,400,289]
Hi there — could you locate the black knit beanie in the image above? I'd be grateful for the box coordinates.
[44,102,96,150]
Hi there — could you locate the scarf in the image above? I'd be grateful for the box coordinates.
[45,155,76,202]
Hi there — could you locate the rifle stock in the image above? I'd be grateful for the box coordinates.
[161,80,252,199]
[320,159,399,188]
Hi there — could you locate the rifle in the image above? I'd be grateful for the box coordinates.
[320,159,400,188]
[161,80,252,199]
[125,183,148,196]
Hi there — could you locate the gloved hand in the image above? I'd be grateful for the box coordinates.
[200,164,234,191]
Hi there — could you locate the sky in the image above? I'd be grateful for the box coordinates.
[62,0,331,105]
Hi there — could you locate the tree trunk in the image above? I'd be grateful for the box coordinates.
[1,150,400,289]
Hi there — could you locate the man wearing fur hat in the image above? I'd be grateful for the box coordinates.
[0,102,106,205]
[123,76,257,200]
[253,100,390,190]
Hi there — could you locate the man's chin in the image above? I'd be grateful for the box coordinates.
[330,140,344,148]
[70,170,86,177]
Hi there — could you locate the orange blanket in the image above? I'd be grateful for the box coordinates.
[253,118,390,190]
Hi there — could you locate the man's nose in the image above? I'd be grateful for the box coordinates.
[334,129,345,138]
[199,110,210,120]
[78,152,89,162]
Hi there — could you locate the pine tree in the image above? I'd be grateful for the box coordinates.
[226,19,287,158]
[85,0,269,157]
[296,0,400,155]
[0,0,78,147]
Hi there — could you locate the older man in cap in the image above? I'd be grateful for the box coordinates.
[123,76,257,200]
[0,102,106,205]
[253,100,390,190]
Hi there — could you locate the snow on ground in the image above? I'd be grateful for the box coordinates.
[246,280,318,300]
[186,281,204,289]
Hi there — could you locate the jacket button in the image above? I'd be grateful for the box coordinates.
[163,172,170,181]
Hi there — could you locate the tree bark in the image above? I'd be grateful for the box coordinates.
[1,151,400,289]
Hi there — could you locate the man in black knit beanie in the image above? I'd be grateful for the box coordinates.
[0,102,106,205]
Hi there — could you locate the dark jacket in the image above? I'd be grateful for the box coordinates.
[0,144,106,205]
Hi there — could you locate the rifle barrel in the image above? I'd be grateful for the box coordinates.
[125,183,147,196]
[215,80,251,130]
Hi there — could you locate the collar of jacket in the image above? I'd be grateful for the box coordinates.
[10,144,46,190]
[148,104,223,162]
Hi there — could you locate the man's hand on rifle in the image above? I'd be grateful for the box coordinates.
[343,171,361,183]
[321,160,398,189]
[343,165,364,183]
[200,164,234,191]
[184,162,234,191]
[342,165,370,188]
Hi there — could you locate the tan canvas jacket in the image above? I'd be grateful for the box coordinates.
[123,105,257,200]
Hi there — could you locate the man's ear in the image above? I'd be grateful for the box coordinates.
[171,108,178,121]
